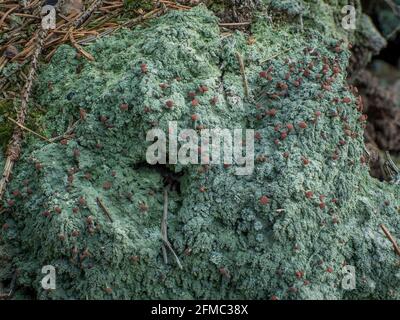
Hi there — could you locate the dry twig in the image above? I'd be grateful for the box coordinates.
[161,188,183,269]
[380,224,400,257]
[6,116,50,142]
[236,51,249,98]
[96,197,113,222]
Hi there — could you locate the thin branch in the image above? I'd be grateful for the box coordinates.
[380,224,400,257]
[6,116,50,142]
[384,0,400,17]
[0,5,18,28]
[219,21,251,27]
[161,188,183,269]
[236,51,249,98]
[161,188,168,264]
[96,197,113,222]
[260,48,291,64]
[48,120,80,143]
[69,29,95,61]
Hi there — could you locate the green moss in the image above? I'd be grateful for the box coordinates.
[1,3,399,300]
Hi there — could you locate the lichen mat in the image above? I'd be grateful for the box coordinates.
[1,4,400,299]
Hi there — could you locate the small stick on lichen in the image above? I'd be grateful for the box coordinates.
[384,0,400,17]
[161,189,169,264]
[380,224,400,257]
[96,197,113,222]
[219,22,251,27]
[6,116,50,142]
[260,48,291,64]
[161,188,183,269]
[69,30,95,61]
[48,119,80,143]
[235,51,249,98]
[0,272,17,300]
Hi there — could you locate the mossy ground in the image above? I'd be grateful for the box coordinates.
[1,2,399,299]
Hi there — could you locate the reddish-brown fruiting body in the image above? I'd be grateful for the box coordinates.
[103,181,112,190]
[72,230,79,237]
[198,85,208,94]
[298,121,307,129]
[131,255,140,263]
[358,115,367,122]
[302,157,310,165]
[219,267,230,279]
[120,103,129,111]
[283,152,290,159]
[140,63,147,73]
[86,216,94,224]
[259,195,269,205]
[305,191,313,199]
[78,196,86,206]
[277,82,288,91]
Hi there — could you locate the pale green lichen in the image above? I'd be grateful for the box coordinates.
[1,3,400,300]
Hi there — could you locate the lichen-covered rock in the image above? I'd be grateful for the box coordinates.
[1,3,400,299]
